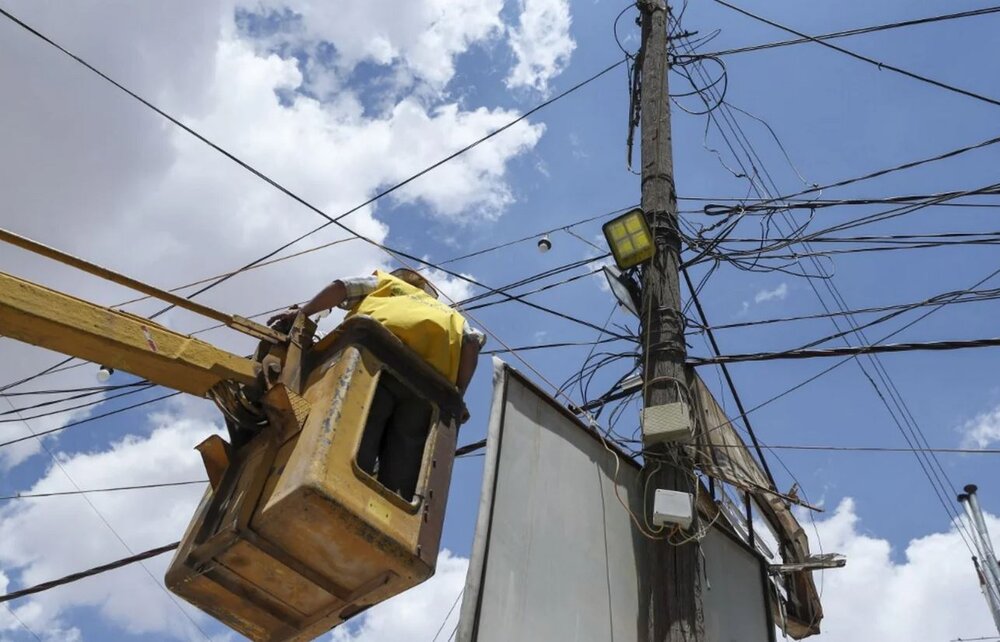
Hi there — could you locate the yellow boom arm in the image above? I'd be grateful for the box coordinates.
[0,271,258,396]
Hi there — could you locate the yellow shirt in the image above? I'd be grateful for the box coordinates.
[346,271,466,383]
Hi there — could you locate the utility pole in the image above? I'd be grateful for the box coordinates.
[959,485,1000,634]
[637,0,703,640]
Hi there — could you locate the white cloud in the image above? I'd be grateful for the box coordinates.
[0,411,219,639]
[808,498,999,641]
[0,0,544,472]
[0,381,104,471]
[0,2,543,637]
[506,0,576,94]
[377,101,544,219]
[317,497,1000,642]
[753,282,788,304]
[420,267,476,306]
[239,0,505,93]
[960,404,1000,449]
[0,399,470,641]
[329,551,468,642]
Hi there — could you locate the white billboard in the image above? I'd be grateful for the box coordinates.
[456,361,773,642]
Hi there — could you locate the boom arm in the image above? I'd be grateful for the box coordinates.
[0,271,258,396]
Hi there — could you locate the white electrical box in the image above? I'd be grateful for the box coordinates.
[652,489,694,530]
[641,401,693,445]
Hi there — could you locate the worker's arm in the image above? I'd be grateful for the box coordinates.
[455,338,481,396]
[268,280,347,326]
[300,280,348,315]
[454,338,481,424]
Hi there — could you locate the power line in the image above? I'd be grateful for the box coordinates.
[712,0,1000,109]
[711,444,1000,455]
[440,203,637,265]
[1,250,619,433]
[0,383,154,421]
[0,356,75,394]
[0,4,636,426]
[0,255,624,449]
[0,480,206,501]
[682,268,776,488]
[700,264,1000,440]
[672,24,981,580]
[698,231,1000,244]
[703,188,1000,215]
[0,2,626,317]
[464,268,604,312]
[430,589,464,642]
[482,336,627,356]
[700,5,1000,58]
[0,397,211,641]
[684,193,1000,208]
[112,237,358,308]
[690,336,1000,366]
[703,131,1000,216]
[2,603,42,642]
[114,200,630,309]
[0,201,632,395]
[691,286,1000,332]
[454,437,1000,458]
[0,392,181,449]
[0,382,151,398]
[0,542,179,605]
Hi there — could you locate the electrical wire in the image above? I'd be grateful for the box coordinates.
[691,286,1000,333]
[0,5,632,418]
[0,356,75,394]
[0,200,635,394]
[0,2,627,315]
[0,383,154,420]
[0,392,181,449]
[438,204,637,266]
[698,5,1000,58]
[430,589,464,642]
[0,480,207,501]
[464,269,603,312]
[703,188,1000,216]
[0,542,180,605]
[0,396,211,641]
[2,603,42,642]
[0,252,626,438]
[0,251,634,451]
[482,336,626,356]
[689,336,1000,366]
[702,444,1000,455]
[0,382,151,398]
[682,268,775,488]
[713,0,1000,109]
[703,133,1000,217]
[669,22,984,606]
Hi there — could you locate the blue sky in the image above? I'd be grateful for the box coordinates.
[2,0,1000,640]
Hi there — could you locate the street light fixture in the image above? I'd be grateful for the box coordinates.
[601,208,653,270]
[601,265,641,317]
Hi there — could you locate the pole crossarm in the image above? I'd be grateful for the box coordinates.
[0,271,258,396]
[0,228,285,343]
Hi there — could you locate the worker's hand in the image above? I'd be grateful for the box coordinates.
[267,306,300,329]
[460,405,470,425]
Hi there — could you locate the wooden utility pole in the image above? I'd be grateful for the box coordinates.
[637,0,703,640]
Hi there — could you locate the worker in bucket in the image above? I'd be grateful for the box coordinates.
[268,267,485,499]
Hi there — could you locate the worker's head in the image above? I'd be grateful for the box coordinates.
[390,268,439,300]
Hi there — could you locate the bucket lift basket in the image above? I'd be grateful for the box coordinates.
[165,315,464,641]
